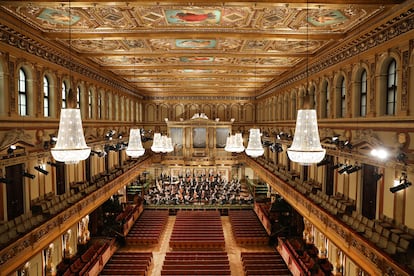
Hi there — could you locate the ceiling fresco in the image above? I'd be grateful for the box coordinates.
[0,1,400,97]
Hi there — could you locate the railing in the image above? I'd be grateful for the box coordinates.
[243,155,410,276]
[0,155,154,276]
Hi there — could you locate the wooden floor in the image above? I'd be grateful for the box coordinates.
[118,216,278,276]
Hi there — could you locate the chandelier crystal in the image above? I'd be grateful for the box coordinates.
[125,128,145,158]
[51,109,91,164]
[245,128,264,158]
[151,133,174,153]
[287,109,326,165]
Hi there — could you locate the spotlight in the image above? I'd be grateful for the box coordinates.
[7,145,16,155]
[23,172,36,179]
[390,181,411,193]
[338,165,352,174]
[390,173,412,193]
[317,158,330,167]
[34,166,49,175]
[105,130,116,140]
[91,150,106,157]
[47,161,58,167]
[396,152,407,165]
[0,177,12,184]
[332,163,342,170]
[346,165,361,174]
[371,148,388,159]
[374,173,383,181]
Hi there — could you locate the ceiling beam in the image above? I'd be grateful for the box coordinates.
[44,31,343,41]
[1,1,404,4]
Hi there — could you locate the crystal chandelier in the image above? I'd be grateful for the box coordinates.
[287,3,325,166]
[245,128,264,158]
[125,128,145,158]
[51,90,91,164]
[224,133,244,153]
[151,133,174,153]
[287,109,326,165]
[51,4,90,164]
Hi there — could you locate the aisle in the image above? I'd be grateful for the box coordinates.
[222,216,245,276]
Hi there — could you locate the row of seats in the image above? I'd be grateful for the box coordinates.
[308,190,349,216]
[100,251,152,276]
[60,240,111,276]
[126,209,169,245]
[241,251,291,276]
[284,238,333,276]
[161,251,230,275]
[342,211,412,258]
[169,210,225,250]
[229,210,269,245]
[0,210,44,247]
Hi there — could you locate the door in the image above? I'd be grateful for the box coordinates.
[56,162,66,195]
[362,164,377,219]
[325,155,334,196]
[6,164,24,220]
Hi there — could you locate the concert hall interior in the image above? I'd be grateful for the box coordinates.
[1,1,414,275]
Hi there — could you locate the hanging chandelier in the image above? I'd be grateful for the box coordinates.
[287,109,325,165]
[125,128,145,158]
[245,128,264,158]
[151,133,174,153]
[224,133,244,153]
[287,3,324,165]
[51,3,90,164]
[51,89,90,164]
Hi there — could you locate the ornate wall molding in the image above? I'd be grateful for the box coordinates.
[259,7,414,99]
[0,24,142,99]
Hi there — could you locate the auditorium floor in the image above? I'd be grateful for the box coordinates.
[118,216,276,276]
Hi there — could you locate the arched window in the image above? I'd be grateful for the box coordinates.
[62,82,67,109]
[360,69,367,117]
[18,68,28,116]
[88,89,93,119]
[76,86,81,109]
[43,76,50,117]
[97,93,102,119]
[340,77,346,118]
[323,81,329,118]
[386,59,397,115]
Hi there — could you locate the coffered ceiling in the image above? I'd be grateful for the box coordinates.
[0,1,405,98]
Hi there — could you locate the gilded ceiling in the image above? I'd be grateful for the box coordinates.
[0,1,403,98]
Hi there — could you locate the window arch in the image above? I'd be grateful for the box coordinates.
[97,92,102,119]
[359,69,367,117]
[76,86,81,109]
[336,75,346,118]
[386,59,397,115]
[43,75,50,117]
[61,81,67,109]
[88,89,93,119]
[18,68,28,116]
[320,80,329,118]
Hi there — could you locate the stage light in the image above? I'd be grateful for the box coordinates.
[23,172,36,179]
[338,164,352,174]
[374,173,383,181]
[34,166,49,175]
[47,161,58,167]
[7,145,16,155]
[317,158,330,167]
[0,177,12,184]
[346,165,361,174]
[332,163,342,170]
[390,173,412,193]
[91,150,106,157]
